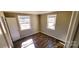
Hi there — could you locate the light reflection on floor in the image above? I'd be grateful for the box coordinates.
[21,39,35,48]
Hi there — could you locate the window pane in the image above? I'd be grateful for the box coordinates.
[48,26,55,30]
[48,18,56,23]
[48,23,54,27]
[47,15,56,30]
[18,16,31,30]
[20,24,31,30]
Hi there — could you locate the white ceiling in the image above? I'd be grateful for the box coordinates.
[5,11,54,14]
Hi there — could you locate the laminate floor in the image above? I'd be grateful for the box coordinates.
[13,33,64,48]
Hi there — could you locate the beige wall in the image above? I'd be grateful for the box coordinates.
[40,11,72,42]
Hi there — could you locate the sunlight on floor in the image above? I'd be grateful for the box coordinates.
[21,39,35,48]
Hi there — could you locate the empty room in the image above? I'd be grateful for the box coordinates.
[0,11,79,48]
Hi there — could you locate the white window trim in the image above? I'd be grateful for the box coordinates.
[18,16,31,30]
[47,15,56,30]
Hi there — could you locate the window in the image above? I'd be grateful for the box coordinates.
[18,16,31,30]
[47,15,56,30]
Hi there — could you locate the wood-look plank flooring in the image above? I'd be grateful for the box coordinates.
[13,33,64,48]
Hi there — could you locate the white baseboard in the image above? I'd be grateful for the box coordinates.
[41,31,65,44]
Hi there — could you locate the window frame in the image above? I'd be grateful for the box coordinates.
[18,15,31,30]
[47,15,57,30]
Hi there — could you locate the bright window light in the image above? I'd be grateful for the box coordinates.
[18,16,31,30]
[47,15,56,30]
